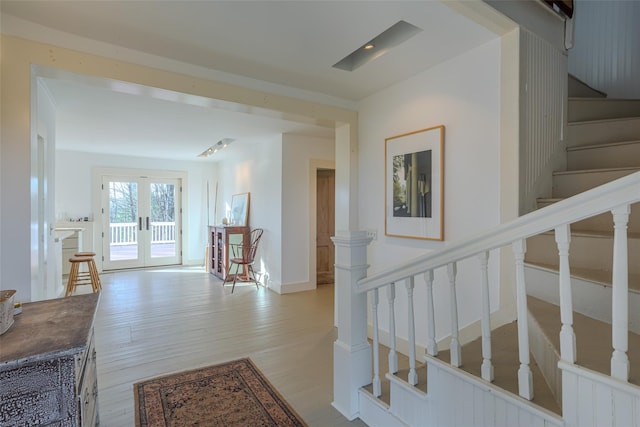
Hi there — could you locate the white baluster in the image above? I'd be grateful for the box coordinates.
[424,270,438,356]
[478,251,494,382]
[387,283,398,374]
[512,239,533,400]
[406,277,418,385]
[447,263,461,367]
[555,224,576,363]
[611,205,630,381]
[372,288,381,397]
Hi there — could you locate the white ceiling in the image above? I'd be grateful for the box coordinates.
[1,1,502,161]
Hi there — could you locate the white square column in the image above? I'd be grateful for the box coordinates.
[331,230,372,420]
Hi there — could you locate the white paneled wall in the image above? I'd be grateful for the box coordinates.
[569,0,640,99]
[520,28,568,214]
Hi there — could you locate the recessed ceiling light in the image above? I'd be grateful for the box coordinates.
[333,20,423,72]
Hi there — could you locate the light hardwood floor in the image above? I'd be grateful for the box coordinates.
[91,266,366,426]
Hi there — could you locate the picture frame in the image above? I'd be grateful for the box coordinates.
[229,192,250,226]
[385,125,444,240]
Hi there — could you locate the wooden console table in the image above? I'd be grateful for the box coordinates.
[0,293,100,426]
[209,225,250,280]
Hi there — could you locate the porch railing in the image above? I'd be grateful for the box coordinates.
[109,222,176,245]
[333,171,640,425]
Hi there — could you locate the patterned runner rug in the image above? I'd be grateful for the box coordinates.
[134,358,307,426]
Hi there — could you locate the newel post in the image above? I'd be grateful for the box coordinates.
[331,230,373,420]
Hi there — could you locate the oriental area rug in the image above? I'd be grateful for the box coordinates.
[134,358,307,426]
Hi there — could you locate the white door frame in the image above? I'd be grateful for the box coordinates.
[93,167,187,271]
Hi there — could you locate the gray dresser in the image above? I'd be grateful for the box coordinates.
[0,293,100,426]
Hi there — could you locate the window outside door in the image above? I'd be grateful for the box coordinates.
[102,175,181,270]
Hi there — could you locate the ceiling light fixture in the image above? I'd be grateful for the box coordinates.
[333,20,423,72]
[198,138,234,158]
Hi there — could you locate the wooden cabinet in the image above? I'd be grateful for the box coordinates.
[209,226,249,280]
[0,293,100,426]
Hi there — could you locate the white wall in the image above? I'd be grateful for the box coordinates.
[34,79,58,301]
[218,133,335,294]
[218,137,283,290]
[55,150,218,265]
[358,39,502,349]
[282,133,335,290]
[569,0,640,99]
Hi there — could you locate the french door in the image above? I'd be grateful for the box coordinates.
[102,175,181,270]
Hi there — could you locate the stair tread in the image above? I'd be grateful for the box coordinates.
[553,166,640,176]
[528,296,640,386]
[538,197,640,206]
[568,116,640,126]
[567,139,640,152]
[537,198,563,203]
[525,261,640,293]
[531,229,640,239]
[569,97,640,102]
[363,340,414,406]
[435,322,562,415]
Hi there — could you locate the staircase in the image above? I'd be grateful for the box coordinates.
[333,76,640,427]
[524,80,640,411]
[526,83,640,333]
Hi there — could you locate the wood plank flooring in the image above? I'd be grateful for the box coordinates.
[90,266,366,426]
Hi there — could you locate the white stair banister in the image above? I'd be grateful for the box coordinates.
[406,277,418,385]
[478,251,494,382]
[447,263,461,367]
[371,288,381,397]
[354,172,640,422]
[611,204,630,381]
[555,224,576,363]
[513,239,534,400]
[424,270,438,356]
[387,283,398,374]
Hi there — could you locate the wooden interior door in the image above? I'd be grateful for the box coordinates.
[316,169,335,284]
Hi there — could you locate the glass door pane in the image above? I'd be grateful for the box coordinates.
[108,180,140,263]
[102,174,181,270]
[149,182,176,259]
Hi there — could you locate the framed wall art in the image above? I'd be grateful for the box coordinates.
[229,192,250,226]
[385,125,444,240]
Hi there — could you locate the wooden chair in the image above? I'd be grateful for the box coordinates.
[223,228,264,293]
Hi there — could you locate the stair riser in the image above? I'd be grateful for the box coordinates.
[569,99,640,122]
[526,233,640,275]
[528,311,562,404]
[567,117,640,147]
[567,141,640,170]
[525,265,640,334]
[536,202,640,233]
[358,391,407,427]
[552,169,637,198]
